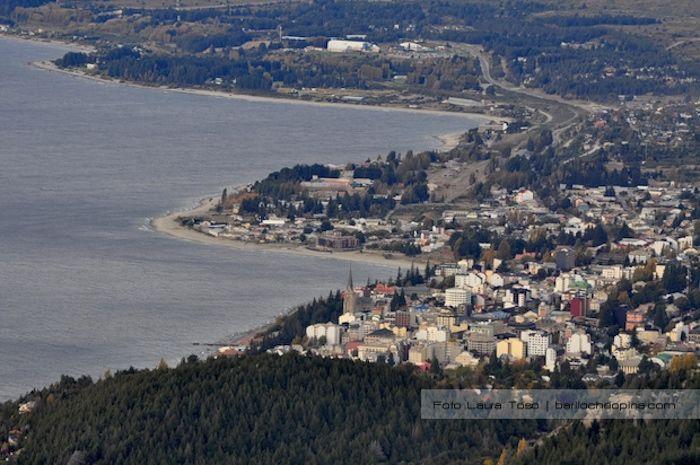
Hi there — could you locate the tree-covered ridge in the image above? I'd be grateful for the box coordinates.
[231,151,437,221]
[41,0,699,101]
[2,352,699,465]
[55,44,482,95]
[514,420,700,465]
[3,354,539,465]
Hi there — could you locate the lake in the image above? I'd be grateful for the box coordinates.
[0,37,480,400]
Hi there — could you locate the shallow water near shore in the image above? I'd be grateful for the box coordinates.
[0,37,480,400]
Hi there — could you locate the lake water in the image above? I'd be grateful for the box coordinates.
[0,37,479,400]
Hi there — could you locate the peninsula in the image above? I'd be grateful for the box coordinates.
[1,1,699,464]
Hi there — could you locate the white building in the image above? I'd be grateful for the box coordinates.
[415,326,448,343]
[566,332,592,356]
[305,323,341,346]
[520,330,551,357]
[445,287,471,307]
[545,347,557,371]
[613,333,632,350]
[455,271,485,289]
[504,287,529,308]
[601,265,624,281]
[666,322,689,342]
[555,274,571,293]
[678,235,694,250]
[651,239,676,256]
[261,216,286,226]
[327,39,379,53]
[400,41,427,52]
[486,272,505,288]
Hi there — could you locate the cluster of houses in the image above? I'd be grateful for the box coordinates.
[187,177,391,253]
[191,168,699,278]
[254,182,700,379]
[291,255,697,378]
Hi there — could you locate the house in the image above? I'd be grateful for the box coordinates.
[316,230,359,250]
[515,189,535,204]
[496,338,526,360]
[620,356,642,375]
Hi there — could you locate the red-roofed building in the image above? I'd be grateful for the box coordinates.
[414,362,431,372]
[375,283,396,295]
[625,309,646,332]
[344,341,362,357]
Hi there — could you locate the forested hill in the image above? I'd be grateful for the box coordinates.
[2,353,699,464]
[2,354,536,465]
[513,419,700,465]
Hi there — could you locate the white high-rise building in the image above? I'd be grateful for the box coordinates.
[445,287,471,307]
[613,333,632,350]
[305,323,341,346]
[565,332,592,356]
[520,330,551,357]
[455,272,485,289]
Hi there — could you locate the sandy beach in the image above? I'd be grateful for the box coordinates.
[151,196,421,270]
[30,59,498,124]
[0,32,95,53]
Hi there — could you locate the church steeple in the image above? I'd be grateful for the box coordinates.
[343,265,358,314]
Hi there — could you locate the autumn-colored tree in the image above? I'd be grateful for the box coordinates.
[669,354,697,373]
[516,438,528,456]
[497,447,510,465]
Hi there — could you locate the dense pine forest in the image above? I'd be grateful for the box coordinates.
[2,354,540,465]
[1,352,698,465]
[514,419,700,465]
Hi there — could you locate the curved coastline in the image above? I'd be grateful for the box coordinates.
[24,38,493,271]
[150,196,420,270]
[1,33,487,398]
[147,116,464,270]
[30,59,499,123]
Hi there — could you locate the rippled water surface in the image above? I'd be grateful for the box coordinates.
[0,37,479,400]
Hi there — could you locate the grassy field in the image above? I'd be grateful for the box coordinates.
[539,0,700,59]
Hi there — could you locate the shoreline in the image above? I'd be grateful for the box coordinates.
[29,49,473,270]
[0,31,95,53]
[24,36,457,351]
[30,59,499,124]
[150,196,421,271]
